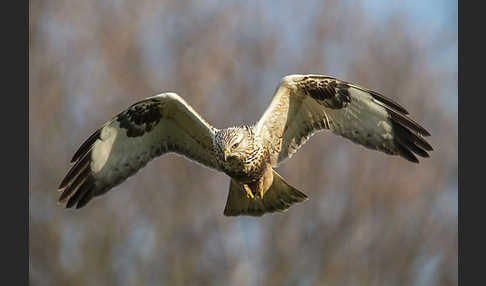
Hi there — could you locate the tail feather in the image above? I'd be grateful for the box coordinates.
[223,170,308,217]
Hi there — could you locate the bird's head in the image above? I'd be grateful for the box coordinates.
[215,126,254,162]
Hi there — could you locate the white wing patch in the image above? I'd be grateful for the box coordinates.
[91,125,118,173]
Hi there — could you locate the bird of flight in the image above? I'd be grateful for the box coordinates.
[57,74,432,216]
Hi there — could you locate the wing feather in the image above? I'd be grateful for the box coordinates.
[58,93,220,208]
[256,74,432,166]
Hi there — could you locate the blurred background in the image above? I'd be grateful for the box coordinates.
[29,0,457,285]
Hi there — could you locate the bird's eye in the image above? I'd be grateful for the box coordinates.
[232,142,239,149]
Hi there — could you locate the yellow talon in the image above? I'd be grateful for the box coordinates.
[243,184,255,199]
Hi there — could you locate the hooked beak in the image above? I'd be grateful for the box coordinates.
[223,149,230,161]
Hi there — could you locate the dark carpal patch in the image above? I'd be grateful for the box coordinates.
[299,78,351,109]
[117,99,163,137]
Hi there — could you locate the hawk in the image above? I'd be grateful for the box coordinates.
[57,74,432,216]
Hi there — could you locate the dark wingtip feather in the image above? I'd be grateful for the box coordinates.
[389,111,431,137]
[391,117,432,163]
[394,131,430,159]
[65,177,94,208]
[408,144,430,158]
[368,90,410,115]
[58,166,90,202]
[392,119,433,151]
[58,150,92,189]
[70,128,101,163]
[58,147,97,209]
[395,141,420,163]
[76,190,94,209]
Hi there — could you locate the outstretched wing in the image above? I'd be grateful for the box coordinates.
[57,93,221,209]
[256,74,432,166]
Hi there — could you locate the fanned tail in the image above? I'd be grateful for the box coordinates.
[223,170,308,217]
